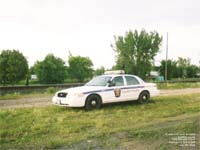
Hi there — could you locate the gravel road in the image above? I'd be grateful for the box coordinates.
[0,88,200,109]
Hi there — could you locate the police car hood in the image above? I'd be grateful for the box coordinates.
[58,86,106,94]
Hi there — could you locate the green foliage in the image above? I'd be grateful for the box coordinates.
[159,60,177,80]
[45,87,57,94]
[68,55,93,82]
[29,66,35,74]
[159,58,199,79]
[34,54,67,84]
[94,66,105,76]
[0,50,28,85]
[112,29,162,79]
[176,57,190,78]
[186,65,199,78]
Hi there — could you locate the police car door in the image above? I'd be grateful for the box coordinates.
[109,76,126,102]
[123,75,141,100]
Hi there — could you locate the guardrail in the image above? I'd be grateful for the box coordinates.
[0,83,85,94]
[154,79,200,83]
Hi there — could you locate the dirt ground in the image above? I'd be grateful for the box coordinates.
[0,88,200,109]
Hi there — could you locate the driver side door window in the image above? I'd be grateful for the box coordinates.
[112,76,124,87]
[109,76,125,101]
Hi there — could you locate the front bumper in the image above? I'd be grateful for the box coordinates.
[52,97,69,106]
[52,95,85,107]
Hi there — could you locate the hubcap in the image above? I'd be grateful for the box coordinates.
[91,100,96,106]
[142,95,147,101]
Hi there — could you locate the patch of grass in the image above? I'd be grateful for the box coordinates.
[0,94,200,149]
[45,87,57,94]
[0,87,58,100]
[0,93,53,100]
[157,82,200,89]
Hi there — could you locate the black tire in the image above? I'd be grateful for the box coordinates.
[138,91,150,104]
[85,95,102,110]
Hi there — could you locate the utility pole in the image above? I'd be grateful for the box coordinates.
[165,32,168,82]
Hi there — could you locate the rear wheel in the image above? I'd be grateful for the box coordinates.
[138,91,150,104]
[85,95,102,110]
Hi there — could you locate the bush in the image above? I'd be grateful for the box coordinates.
[34,54,67,84]
[46,87,57,94]
[0,50,28,85]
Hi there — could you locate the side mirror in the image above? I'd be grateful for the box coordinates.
[108,80,115,87]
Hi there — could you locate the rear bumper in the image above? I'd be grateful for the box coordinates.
[150,89,160,97]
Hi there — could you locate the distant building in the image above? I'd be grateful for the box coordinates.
[150,71,159,77]
[31,74,37,80]
[149,71,164,81]
[196,72,200,77]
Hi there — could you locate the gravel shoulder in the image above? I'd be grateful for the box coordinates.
[0,88,200,109]
[160,88,200,96]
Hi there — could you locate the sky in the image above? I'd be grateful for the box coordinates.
[0,0,200,69]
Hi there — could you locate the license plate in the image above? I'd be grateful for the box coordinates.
[56,99,61,104]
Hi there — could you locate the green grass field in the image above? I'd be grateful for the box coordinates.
[0,93,200,149]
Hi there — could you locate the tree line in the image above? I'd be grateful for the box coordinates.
[0,29,199,85]
[159,58,199,80]
[0,50,95,85]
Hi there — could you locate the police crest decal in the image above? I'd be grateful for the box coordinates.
[114,88,121,97]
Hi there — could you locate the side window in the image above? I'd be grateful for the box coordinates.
[112,76,124,86]
[125,76,139,85]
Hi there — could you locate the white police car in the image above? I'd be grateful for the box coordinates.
[52,70,160,110]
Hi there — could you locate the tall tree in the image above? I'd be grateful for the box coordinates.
[112,30,162,79]
[34,54,67,84]
[176,57,191,78]
[159,57,199,79]
[68,55,93,82]
[186,65,199,78]
[0,50,28,85]
[159,60,177,80]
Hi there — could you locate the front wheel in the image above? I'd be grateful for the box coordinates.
[138,91,150,104]
[85,95,102,110]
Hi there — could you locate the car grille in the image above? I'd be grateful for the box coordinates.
[57,92,67,98]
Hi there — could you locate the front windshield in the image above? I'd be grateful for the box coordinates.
[86,76,111,86]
